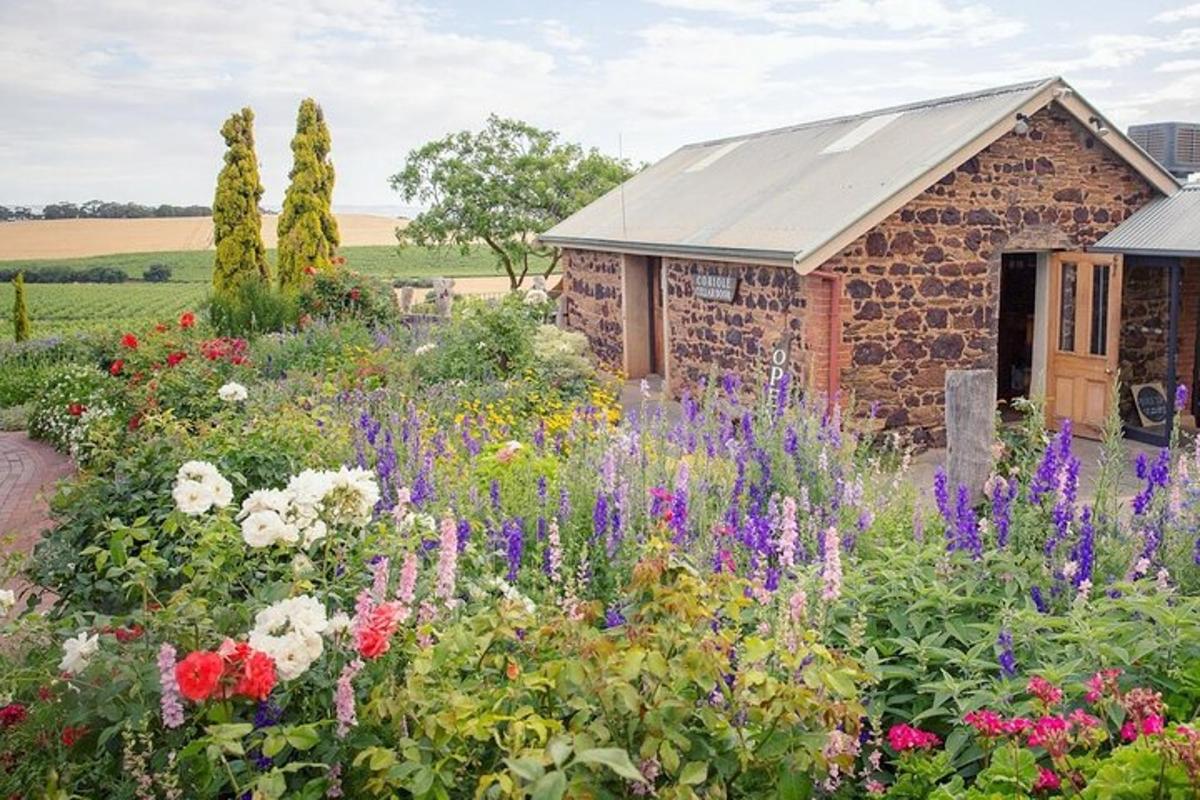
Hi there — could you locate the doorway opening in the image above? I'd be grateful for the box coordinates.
[997,252,1038,417]
[621,254,667,381]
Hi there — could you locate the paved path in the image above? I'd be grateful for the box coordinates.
[0,432,72,615]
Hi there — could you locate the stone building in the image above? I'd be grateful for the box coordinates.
[542,77,1196,446]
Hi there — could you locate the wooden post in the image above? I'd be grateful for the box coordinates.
[945,369,995,501]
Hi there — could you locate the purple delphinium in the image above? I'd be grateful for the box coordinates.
[1072,507,1095,588]
[558,487,571,523]
[670,462,690,547]
[1030,421,1073,504]
[489,479,501,511]
[456,519,471,553]
[721,372,741,403]
[1133,449,1171,516]
[1046,455,1080,557]
[504,518,524,582]
[989,476,1017,548]
[253,700,283,729]
[593,494,609,542]
[997,628,1017,678]
[933,466,951,522]
[783,425,798,456]
[953,483,982,559]
[604,604,627,628]
[1030,585,1048,613]
[1177,383,1191,412]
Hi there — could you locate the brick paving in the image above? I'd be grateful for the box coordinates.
[0,432,72,615]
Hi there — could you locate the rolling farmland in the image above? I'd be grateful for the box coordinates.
[0,282,209,337]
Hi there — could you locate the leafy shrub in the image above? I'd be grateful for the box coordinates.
[530,323,595,392]
[413,294,540,384]
[26,362,123,462]
[142,263,173,282]
[0,335,104,407]
[296,268,397,328]
[208,278,299,336]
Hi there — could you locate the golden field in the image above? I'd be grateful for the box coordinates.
[0,214,407,260]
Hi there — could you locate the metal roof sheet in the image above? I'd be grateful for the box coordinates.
[1092,184,1200,257]
[542,78,1057,264]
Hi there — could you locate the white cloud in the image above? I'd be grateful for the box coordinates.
[1152,3,1200,22]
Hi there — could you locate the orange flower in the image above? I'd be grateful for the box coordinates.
[506,660,520,681]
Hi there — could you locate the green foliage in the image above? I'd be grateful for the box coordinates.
[142,263,172,282]
[26,362,123,462]
[413,295,543,384]
[0,335,101,407]
[12,271,30,342]
[295,268,397,328]
[208,278,299,336]
[0,282,208,338]
[277,98,340,290]
[530,323,596,393]
[390,114,634,288]
[0,264,127,283]
[212,107,269,294]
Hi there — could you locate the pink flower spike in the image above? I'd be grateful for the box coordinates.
[157,644,185,729]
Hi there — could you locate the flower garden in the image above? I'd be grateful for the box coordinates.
[2,278,1200,799]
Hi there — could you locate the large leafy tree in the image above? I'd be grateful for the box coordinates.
[390,115,635,289]
[212,107,268,294]
[277,98,340,290]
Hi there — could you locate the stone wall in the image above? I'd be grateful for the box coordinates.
[663,258,810,397]
[561,248,623,371]
[820,105,1156,445]
[1119,263,1170,420]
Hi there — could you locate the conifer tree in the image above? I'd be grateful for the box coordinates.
[277,98,340,290]
[12,271,30,342]
[212,107,268,293]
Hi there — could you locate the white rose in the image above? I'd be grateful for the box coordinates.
[218,382,249,403]
[208,474,234,509]
[326,611,352,637]
[240,489,291,518]
[173,479,215,516]
[0,588,15,616]
[241,510,296,548]
[414,343,436,356]
[60,631,99,674]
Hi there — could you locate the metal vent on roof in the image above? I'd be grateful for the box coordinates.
[1129,122,1200,178]
[684,140,745,173]
[820,112,903,154]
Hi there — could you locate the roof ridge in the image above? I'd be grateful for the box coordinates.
[682,76,1060,150]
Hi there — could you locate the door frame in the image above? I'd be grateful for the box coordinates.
[1044,251,1122,438]
[620,254,670,382]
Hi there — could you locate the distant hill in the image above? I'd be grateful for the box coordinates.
[0,214,408,260]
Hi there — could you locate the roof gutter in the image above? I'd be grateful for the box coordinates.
[1089,246,1200,258]
[537,235,797,267]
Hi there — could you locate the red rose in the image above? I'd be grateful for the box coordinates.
[114,624,144,643]
[154,323,168,333]
[121,333,139,349]
[179,311,196,329]
[109,359,124,376]
[166,351,187,367]
[175,651,223,702]
[349,288,361,301]
[0,704,27,728]
[67,403,86,416]
[60,725,87,747]
[234,651,277,701]
[127,413,142,431]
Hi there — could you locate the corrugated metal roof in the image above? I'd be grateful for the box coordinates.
[542,78,1058,265]
[1092,184,1200,257]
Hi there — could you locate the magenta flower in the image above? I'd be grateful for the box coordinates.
[885,723,941,752]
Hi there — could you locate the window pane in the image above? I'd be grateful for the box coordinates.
[1090,264,1109,356]
[1059,263,1077,351]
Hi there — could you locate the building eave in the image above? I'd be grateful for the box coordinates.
[538,235,797,267]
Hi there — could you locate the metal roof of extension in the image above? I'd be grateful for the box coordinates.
[541,77,1179,273]
[1092,183,1200,258]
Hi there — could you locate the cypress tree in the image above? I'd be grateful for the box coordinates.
[277,98,340,290]
[12,271,30,342]
[212,107,268,294]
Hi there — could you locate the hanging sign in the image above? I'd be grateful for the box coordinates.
[693,273,738,302]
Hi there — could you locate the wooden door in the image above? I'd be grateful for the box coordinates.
[649,258,665,375]
[1046,252,1122,437]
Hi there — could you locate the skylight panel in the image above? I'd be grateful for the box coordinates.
[820,112,904,154]
[685,140,745,172]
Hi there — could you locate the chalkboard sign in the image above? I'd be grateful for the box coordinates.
[1132,382,1168,427]
[693,273,738,302]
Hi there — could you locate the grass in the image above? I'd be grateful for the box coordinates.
[0,282,210,337]
[0,245,539,284]
[0,244,555,338]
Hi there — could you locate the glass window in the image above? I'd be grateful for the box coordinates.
[1090,263,1109,356]
[1059,263,1077,352]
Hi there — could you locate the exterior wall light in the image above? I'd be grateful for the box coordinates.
[1013,113,1031,135]
[1089,116,1111,137]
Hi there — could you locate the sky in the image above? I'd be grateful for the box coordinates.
[2,0,1198,210]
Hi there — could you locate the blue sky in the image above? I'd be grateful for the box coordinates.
[1,0,1198,209]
